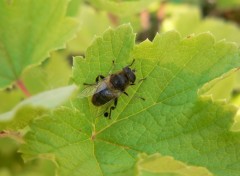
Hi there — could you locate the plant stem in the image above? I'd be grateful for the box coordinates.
[0,130,24,144]
[16,79,31,97]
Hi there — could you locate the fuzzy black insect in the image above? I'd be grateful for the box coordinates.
[80,59,144,119]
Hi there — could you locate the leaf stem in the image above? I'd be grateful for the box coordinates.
[16,79,31,97]
[0,131,24,144]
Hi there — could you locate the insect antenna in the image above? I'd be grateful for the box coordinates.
[83,83,97,86]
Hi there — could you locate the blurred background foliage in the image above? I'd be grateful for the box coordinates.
[0,0,240,175]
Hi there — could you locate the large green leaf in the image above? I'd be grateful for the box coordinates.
[0,0,79,89]
[21,25,240,176]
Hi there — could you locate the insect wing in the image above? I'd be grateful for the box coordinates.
[78,81,107,98]
[78,84,97,98]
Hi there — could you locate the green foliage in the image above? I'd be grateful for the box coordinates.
[0,90,23,114]
[67,2,143,54]
[0,50,74,131]
[66,0,83,16]
[21,24,240,176]
[137,153,213,176]
[0,137,55,176]
[0,51,72,111]
[67,4,111,53]
[217,0,240,8]
[0,85,77,130]
[21,51,72,95]
[231,113,240,131]
[162,4,240,101]
[0,0,79,89]
[0,0,78,131]
[0,1,240,175]
[162,4,240,45]
[87,0,159,16]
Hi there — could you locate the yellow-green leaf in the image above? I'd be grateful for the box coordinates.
[0,0,79,89]
[137,153,213,176]
[22,24,240,176]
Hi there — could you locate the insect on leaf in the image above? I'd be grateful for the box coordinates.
[21,24,240,176]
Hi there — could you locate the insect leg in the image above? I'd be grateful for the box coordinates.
[124,91,145,101]
[129,78,146,86]
[124,91,144,100]
[129,78,146,100]
[108,98,118,119]
[83,83,96,86]
[95,75,105,83]
[114,98,118,106]
[128,59,135,67]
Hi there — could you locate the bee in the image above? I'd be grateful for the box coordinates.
[79,59,144,119]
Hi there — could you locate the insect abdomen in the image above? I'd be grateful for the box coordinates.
[92,89,114,106]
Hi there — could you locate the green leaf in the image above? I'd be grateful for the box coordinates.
[162,4,240,45]
[217,0,240,8]
[67,3,142,54]
[0,106,47,131]
[0,50,73,130]
[161,4,240,100]
[87,0,159,16]
[67,4,111,54]
[198,70,239,102]
[22,25,240,176]
[0,0,79,89]
[0,137,55,176]
[231,112,240,131]
[0,50,72,111]
[0,89,23,114]
[137,153,213,176]
[22,51,72,94]
[0,85,77,130]
[66,0,83,17]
